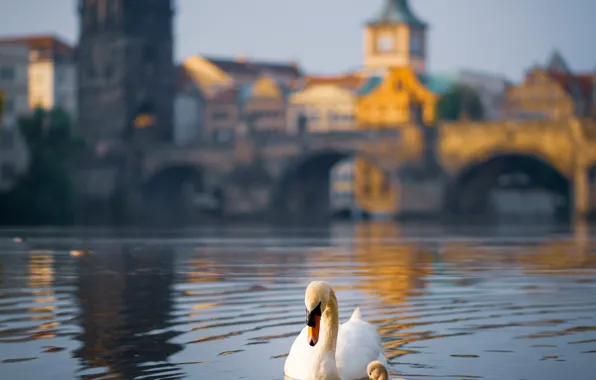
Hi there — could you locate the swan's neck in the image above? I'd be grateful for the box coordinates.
[320,288,339,355]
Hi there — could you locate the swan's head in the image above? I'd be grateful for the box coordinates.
[304,281,332,347]
[367,361,389,380]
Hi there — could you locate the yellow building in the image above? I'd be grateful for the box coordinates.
[503,65,594,120]
[287,83,358,133]
[182,55,234,97]
[240,74,287,133]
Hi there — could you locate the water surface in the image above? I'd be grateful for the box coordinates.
[0,222,595,379]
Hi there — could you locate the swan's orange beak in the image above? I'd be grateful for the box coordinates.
[306,303,322,347]
[307,315,320,346]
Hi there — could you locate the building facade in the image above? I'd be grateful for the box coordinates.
[503,52,595,120]
[0,42,29,190]
[0,42,29,129]
[203,87,240,142]
[174,65,206,146]
[77,0,176,148]
[453,69,510,120]
[287,83,357,133]
[503,67,592,120]
[240,74,287,134]
[0,35,77,120]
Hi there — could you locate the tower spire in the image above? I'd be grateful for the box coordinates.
[367,0,427,28]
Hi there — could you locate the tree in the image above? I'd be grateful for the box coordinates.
[0,107,84,225]
[437,85,485,121]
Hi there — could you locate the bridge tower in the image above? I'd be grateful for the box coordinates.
[356,0,431,216]
[76,0,176,223]
[77,0,175,146]
[363,0,428,76]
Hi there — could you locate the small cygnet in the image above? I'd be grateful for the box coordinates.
[367,361,405,380]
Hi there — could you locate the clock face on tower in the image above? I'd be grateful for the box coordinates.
[377,35,393,53]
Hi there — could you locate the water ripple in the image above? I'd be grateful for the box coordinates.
[0,224,596,379]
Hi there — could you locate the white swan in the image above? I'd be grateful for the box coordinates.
[284,281,387,380]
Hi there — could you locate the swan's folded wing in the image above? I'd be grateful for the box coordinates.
[336,319,387,380]
[284,325,317,379]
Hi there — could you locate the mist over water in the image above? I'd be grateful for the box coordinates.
[0,221,595,380]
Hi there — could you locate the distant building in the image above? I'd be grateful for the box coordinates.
[239,74,288,134]
[456,70,510,120]
[503,51,595,120]
[203,55,303,87]
[174,65,207,146]
[203,86,240,142]
[0,35,77,119]
[0,41,29,129]
[287,83,359,133]
[430,70,510,120]
[330,159,355,213]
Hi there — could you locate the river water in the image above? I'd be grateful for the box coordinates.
[0,222,595,380]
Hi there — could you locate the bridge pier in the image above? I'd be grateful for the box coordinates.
[573,164,589,220]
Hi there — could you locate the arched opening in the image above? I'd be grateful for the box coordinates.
[143,165,219,225]
[445,154,571,221]
[270,150,395,224]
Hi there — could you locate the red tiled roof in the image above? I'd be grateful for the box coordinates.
[548,72,594,100]
[211,86,238,102]
[0,34,73,53]
[303,74,365,91]
[204,55,303,79]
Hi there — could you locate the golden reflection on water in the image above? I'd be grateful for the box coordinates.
[26,253,58,341]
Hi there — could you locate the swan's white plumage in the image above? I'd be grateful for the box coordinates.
[284,307,387,380]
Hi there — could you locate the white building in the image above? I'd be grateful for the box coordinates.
[0,35,77,120]
[0,41,29,129]
[454,69,510,120]
[173,65,206,146]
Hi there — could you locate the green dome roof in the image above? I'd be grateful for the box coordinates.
[367,0,427,28]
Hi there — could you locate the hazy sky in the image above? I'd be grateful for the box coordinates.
[0,0,594,81]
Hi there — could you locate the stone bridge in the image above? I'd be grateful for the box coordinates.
[141,129,415,221]
[135,117,596,222]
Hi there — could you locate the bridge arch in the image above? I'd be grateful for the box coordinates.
[445,152,571,219]
[143,163,220,224]
[269,148,396,222]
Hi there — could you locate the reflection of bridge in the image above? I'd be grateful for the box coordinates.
[84,117,596,223]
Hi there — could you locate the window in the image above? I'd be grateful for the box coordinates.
[377,35,393,53]
[410,33,423,57]
[0,66,15,81]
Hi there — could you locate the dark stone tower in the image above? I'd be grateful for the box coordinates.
[77,0,175,147]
